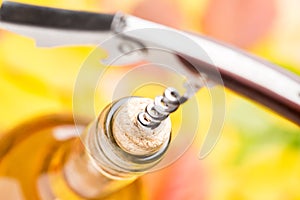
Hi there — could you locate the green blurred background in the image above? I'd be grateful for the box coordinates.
[0,0,299,199]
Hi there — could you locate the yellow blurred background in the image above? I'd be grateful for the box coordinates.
[0,0,299,199]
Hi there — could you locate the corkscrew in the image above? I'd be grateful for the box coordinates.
[0,1,299,126]
[138,87,187,129]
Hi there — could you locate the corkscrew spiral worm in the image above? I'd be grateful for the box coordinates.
[137,87,188,129]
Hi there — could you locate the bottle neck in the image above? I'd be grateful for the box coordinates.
[64,97,171,199]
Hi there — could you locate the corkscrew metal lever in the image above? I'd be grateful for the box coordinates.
[0,1,299,126]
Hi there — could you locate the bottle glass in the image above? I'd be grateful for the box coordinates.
[0,113,145,200]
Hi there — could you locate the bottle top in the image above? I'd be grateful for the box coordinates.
[112,97,171,156]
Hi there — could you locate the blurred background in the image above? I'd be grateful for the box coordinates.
[0,0,299,199]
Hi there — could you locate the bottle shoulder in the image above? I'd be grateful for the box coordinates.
[0,114,145,200]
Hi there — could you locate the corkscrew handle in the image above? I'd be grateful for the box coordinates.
[0,1,114,30]
[0,1,117,46]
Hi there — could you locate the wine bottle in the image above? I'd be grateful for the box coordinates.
[0,97,171,199]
